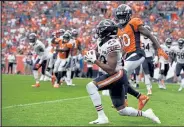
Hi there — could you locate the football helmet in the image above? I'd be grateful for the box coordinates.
[96,19,118,39]
[28,33,37,45]
[71,29,78,38]
[114,4,132,27]
[62,33,70,43]
[165,38,172,48]
[59,29,65,36]
[178,38,184,49]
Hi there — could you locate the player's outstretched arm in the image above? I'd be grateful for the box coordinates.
[138,25,160,50]
[95,52,117,75]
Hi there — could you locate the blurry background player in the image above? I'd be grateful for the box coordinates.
[114,4,168,108]
[85,19,160,124]
[171,38,184,91]
[28,33,52,87]
[158,38,173,89]
[140,25,156,95]
[67,29,82,84]
[53,32,74,88]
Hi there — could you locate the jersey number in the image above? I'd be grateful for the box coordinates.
[120,34,130,47]
[142,43,150,51]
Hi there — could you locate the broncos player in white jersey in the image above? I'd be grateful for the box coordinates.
[141,25,156,95]
[171,38,184,91]
[85,19,160,124]
[158,38,173,89]
[28,33,52,87]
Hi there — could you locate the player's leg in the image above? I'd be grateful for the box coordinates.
[142,58,152,95]
[32,58,41,87]
[158,62,167,89]
[86,70,125,124]
[66,57,75,86]
[87,73,117,124]
[176,63,183,91]
[53,58,61,87]
[110,70,161,124]
[124,54,149,109]
[45,54,54,78]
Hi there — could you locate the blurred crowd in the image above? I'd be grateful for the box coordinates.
[2,1,184,56]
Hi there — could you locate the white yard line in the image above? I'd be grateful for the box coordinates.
[2,96,89,109]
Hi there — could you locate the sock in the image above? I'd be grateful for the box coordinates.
[33,70,39,81]
[86,82,106,118]
[119,107,143,116]
[127,83,141,99]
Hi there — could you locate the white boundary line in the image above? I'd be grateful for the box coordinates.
[2,96,89,109]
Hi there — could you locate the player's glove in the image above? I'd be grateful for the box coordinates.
[157,48,169,60]
[85,50,97,63]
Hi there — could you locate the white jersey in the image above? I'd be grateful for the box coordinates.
[141,35,155,57]
[159,44,172,64]
[171,46,184,64]
[97,37,123,72]
[33,40,46,57]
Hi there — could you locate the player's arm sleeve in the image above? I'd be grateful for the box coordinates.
[138,25,161,50]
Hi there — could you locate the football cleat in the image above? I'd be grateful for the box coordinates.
[138,95,149,110]
[32,83,40,88]
[89,116,109,124]
[145,108,161,124]
[53,84,60,88]
[147,89,152,96]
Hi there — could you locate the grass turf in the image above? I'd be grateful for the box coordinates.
[2,74,184,126]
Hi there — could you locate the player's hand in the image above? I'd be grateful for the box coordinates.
[86,50,97,63]
[35,64,41,69]
[157,48,169,60]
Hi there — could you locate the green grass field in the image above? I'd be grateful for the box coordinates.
[2,74,184,126]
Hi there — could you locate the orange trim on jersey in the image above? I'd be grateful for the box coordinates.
[96,70,123,88]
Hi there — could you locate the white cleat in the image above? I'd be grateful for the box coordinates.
[89,116,109,124]
[147,90,152,96]
[178,86,183,92]
[145,108,161,124]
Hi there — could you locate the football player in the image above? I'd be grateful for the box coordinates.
[85,19,160,124]
[171,38,184,91]
[115,4,168,107]
[28,33,52,87]
[53,32,73,88]
[140,25,156,95]
[158,38,173,89]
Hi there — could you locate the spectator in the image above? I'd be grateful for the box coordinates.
[7,52,16,74]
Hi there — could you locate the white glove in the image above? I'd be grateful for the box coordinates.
[86,50,97,63]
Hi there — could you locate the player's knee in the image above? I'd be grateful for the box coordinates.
[86,82,97,93]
